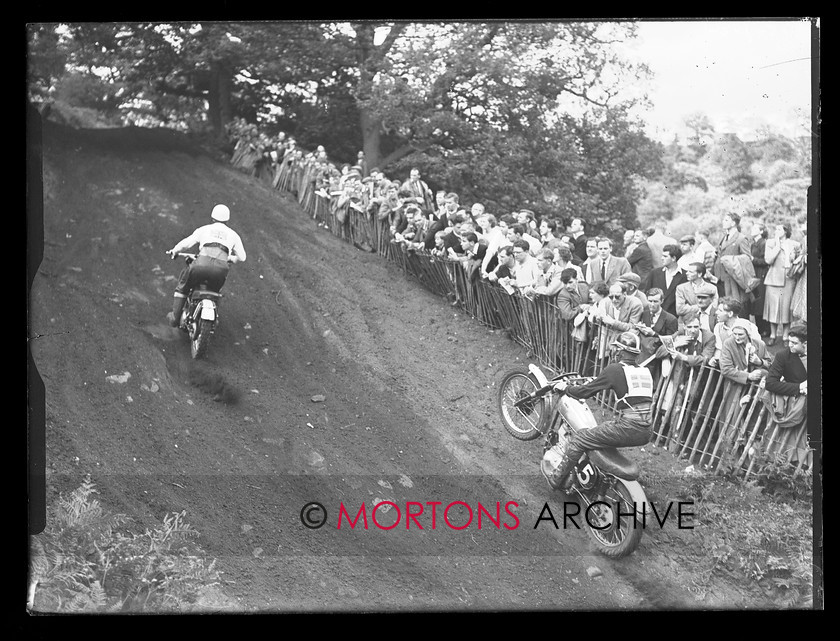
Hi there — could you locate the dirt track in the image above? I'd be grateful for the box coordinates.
[28,122,769,611]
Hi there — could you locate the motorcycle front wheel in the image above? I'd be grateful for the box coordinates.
[583,479,644,558]
[190,319,214,360]
[497,368,547,441]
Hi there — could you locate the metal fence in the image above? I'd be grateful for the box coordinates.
[272,172,812,481]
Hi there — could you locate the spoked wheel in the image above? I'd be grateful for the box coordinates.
[497,368,547,441]
[583,479,644,558]
[190,319,214,360]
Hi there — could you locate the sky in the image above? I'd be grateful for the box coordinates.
[618,18,816,143]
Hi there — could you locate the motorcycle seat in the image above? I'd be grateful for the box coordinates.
[190,289,222,300]
[589,448,640,480]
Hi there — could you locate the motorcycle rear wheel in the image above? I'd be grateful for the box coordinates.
[497,368,547,441]
[583,479,644,558]
[191,319,214,360]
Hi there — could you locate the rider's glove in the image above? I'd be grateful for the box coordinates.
[553,380,568,391]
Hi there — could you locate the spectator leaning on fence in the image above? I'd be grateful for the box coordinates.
[719,318,772,394]
[523,248,564,298]
[656,311,716,367]
[709,297,761,368]
[636,287,679,373]
[505,239,541,293]
[477,213,507,278]
[555,268,591,321]
[487,245,515,282]
[601,282,645,334]
[617,272,649,313]
[765,321,807,398]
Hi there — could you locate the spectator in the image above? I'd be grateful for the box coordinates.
[356,150,369,178]
[695,229,717,274]
[569,217,589,262]
[748,221,771,338]
[709,297,760,368]
[712,212,752,315]
[505,239,541,292]
[456,231,487,282]
[476,213,505,278]
[617,272,649,313]
[580,237,601,284]
[487,245,516,282]
[790,241,807,323]
[642,244,686,317]
[675,263,718,327]
[469,202,486,229]
[594,237,632,286]
[627,228,654,282]
[555,268,591,321]
[551,244,584,280]
[677,234,702,271]
[763,222,802,345]
[656,311,716,367]
[538,217,557,245]
[622,229,638,259]
[508,223,543,255]
[719,318,772,387]
[516,209,540,238]
[523,248,564,298]
[693,283,718,334]
[400,167,435,213]
[636,287,679,370]
[647,221,679,269]
[432,190,447,220]
[601,282,645,334]
[765,321,808,399]
[441,213,469,255]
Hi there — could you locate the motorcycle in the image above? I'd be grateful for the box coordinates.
[497,364,650,558]
[169,252,222,360]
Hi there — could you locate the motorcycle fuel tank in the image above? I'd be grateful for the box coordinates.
[557,395,598,430]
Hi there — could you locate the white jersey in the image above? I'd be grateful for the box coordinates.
[173,222,247,263]
[616,364,654,406]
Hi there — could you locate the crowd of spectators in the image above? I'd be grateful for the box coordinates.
[227,124,809,428]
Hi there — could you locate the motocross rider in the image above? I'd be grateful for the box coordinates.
[166,204,247,327]
[541,331,653,490]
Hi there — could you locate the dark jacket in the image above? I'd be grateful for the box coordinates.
[627,241,654,282]
[643,267,687,318]
[764,348,807,396]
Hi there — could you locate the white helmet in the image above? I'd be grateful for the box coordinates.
[211,204,230,222]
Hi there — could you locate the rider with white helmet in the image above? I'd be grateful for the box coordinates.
[166,204,247,327]
[541,331,654,490]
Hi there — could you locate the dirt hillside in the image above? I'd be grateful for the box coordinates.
[28,119,774,611]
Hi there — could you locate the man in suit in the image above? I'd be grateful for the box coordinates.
[618,272,649,313]
[711,212,752,315]
[580,237,601,284]
[627,228,654,282]
[569,217,589,262]
[555,267,591,321]
[643,244,687,318]
[594,236,632,287]
[636,287,679,370]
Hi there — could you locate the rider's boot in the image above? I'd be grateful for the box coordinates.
[168,295,186,327]
[541,456,575,491]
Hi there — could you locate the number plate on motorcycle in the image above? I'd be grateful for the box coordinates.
[200,303,216,321]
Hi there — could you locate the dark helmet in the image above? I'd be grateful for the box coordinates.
[610,331,641,355]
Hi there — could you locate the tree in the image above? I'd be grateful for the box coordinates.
[706,133,754,194]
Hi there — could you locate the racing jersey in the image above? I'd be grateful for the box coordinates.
[565,361,653,410]
[172,222,247,263]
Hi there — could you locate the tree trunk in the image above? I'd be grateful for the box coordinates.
[208,63,233,141]
[360,107,382,171]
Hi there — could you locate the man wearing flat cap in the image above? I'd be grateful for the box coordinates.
[675,263,719,329]
[618,271,649,313]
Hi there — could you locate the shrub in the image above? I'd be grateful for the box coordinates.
[28,475,221,612]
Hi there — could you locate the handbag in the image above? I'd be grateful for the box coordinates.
[786,256,805,280]
[759,389,807,429]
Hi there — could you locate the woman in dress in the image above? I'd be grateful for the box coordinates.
[763,222,801,345]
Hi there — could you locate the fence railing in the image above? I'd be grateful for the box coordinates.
[265,165,812,481]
